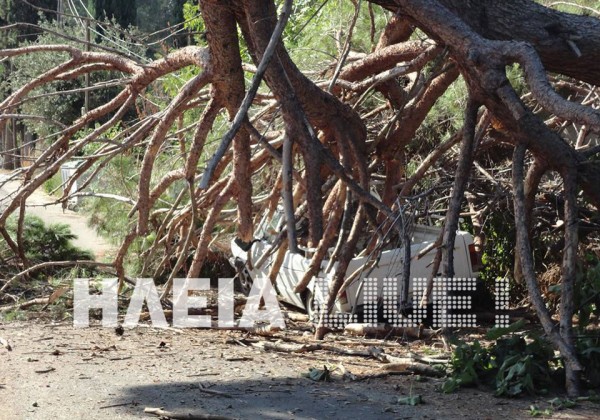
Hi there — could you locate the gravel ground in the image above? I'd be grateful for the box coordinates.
[1,321,599,420]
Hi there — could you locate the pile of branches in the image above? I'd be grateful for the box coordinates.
[0,0,599,396]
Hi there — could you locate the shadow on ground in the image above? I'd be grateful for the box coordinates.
[115,376,411,419]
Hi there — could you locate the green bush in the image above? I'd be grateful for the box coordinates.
[4,215,94,263]
[443,321,557,396]
[42,172,63,196]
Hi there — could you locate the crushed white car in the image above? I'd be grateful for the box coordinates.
[230,209,480,315]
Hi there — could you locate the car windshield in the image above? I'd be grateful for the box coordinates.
[256,208,285,241]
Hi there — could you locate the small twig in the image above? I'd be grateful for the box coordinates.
[0,260,114,296]
[99,402,135,410]
[195,387,233,398]
[186,373,220,377]
[327,0,362,92]
[34,367,56,374]
[107,356,132,361]
[144,407,234,420]
[33,336,54,342]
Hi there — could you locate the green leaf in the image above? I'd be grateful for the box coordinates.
[304,366,330,382]
[548,398,577,409]
[548,284,562,294]
[485,319,526,340]
[442,379,459,393]
[397,395,423,406]
[529,405,553,417]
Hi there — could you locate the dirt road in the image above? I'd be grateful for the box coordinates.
[0,173,598,420]
[1,321,599,420]
[0,171,113,260]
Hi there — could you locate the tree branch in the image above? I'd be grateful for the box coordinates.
[198,0,293,190]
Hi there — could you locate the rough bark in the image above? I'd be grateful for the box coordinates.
[560,168,581,395]
[388,0,600,209]
[200,0,253,243]
[370,0,600,86]
[512,144,583,397]
[442,100,479,277]
[1,0,599,395]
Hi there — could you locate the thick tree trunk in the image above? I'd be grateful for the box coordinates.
[439,0,600,86]
[383,0,600,210]
[370,0,600,85]
[200,0,254,244]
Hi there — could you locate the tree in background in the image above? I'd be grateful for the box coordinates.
[89,0,136,28]
[0,0,57,44]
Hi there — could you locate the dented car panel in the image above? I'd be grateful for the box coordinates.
[231,213,479,314]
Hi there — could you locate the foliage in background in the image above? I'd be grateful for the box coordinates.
[6,15,145,139]
[548,256,600,388]
[89,0,137,29]
[0,216,94,306]
[42,171,63,196]
[181,0,204,45]
[0,0,57,97]
[575,257,600,328]
[285,0,388,70]
[4,214,93,263]
[478,209,519,294]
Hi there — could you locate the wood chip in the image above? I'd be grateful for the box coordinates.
[0,336,12,351]
[34,367,56,374]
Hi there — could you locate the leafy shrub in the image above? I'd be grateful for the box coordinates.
[443,339,493,392]
[4,215,93,263]
[443,321,557,396]
[42,172,63,196]
[577,335,600,388]
[574,257,600,388]
[576,257,600,327]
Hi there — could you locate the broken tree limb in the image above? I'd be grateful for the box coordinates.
[160,179,200,300]
[283,311,309,323]
[252,340,444,377]
[368,347,445,377]
[344,323,434,340]
[442,99,479,277]
[442,98,480,277]
[251,341,373,356]
[560,167,581,395]
[379,361,444,377]
[0,296,51,312]
[137,71,212,235]
[295,182,346,294]
[186,179,235,278]
[282,134,299,254]
[514,157,547,283]
[0,261,114,296]
[199,0,293,190]
[316,205,365,340]
[512,143,583,396]
[268,239,289,285]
